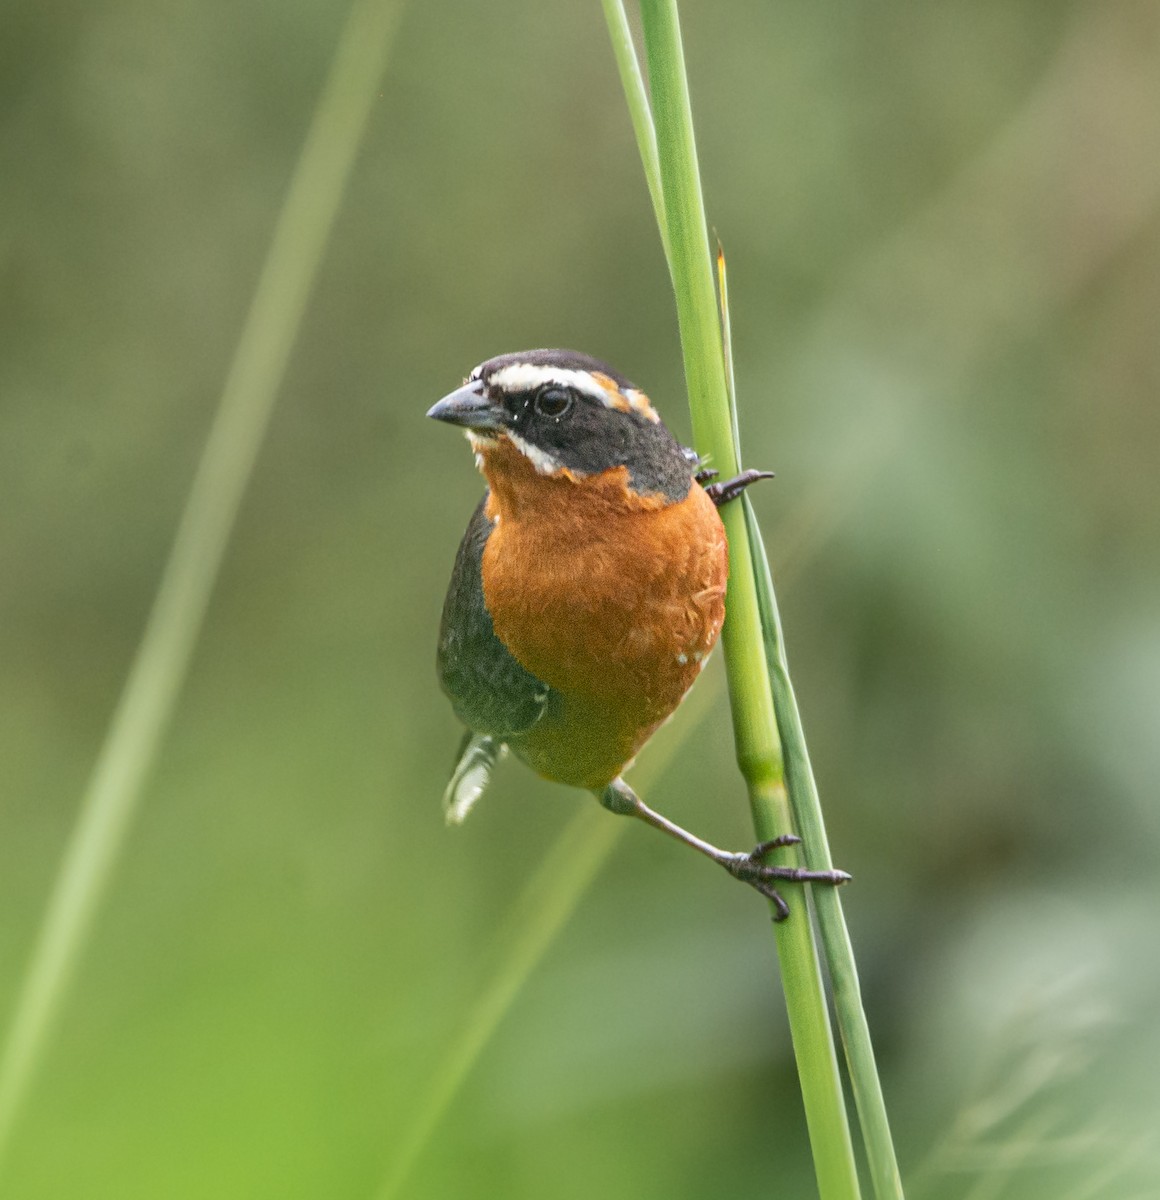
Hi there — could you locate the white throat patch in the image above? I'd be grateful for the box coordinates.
[470,428,571,478]
[505,431,566,476]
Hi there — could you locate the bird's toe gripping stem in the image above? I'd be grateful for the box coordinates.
[721,837,852,921]
[697,468,775,507]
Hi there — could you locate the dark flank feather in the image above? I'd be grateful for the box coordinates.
[436,496,554,739]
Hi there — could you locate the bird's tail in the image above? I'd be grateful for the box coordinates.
[443,732,505,825]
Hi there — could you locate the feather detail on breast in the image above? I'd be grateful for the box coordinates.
[477,441,727,786]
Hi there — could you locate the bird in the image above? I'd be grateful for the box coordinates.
[428,348,849,917]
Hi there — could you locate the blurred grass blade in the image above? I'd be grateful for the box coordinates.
[376,677,719,1200]
[0,0,404,1171]
[601,0,671,271]
[638,3,860,1196]
[375,807,623,1200]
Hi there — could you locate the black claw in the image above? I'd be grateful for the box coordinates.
[749,835,802,859]
[694,467,718,486]
[703,469,775,507]
[755,883,792,921]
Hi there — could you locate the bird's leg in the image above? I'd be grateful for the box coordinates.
[699,468,775,507]
[597,778,850,920]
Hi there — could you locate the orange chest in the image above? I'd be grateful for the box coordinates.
[479,451,728,704]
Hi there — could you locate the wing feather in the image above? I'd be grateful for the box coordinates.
[437,496,553,739]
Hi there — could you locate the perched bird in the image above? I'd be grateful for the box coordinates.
[429,349,849,916]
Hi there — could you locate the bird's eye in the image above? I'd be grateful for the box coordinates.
[534,386,573,418]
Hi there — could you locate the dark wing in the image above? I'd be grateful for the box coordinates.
[437,495,553,738]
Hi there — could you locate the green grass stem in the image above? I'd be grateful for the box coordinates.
[748,515,905,1200]
[0,0,404,1174]
[722,207,903,1200]
[636,3,860,1196]
[600,0,671,272]
[610,3,905,1193]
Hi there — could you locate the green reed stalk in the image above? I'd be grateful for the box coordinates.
[605,3,905,1195]
[749,518,905,1199]
[600,0,671,272]
[636,3,860,1196]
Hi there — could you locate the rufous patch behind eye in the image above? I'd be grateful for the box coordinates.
[589,371,633,414]
[624,388,660,423]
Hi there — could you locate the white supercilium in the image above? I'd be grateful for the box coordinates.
[487,364,616,407]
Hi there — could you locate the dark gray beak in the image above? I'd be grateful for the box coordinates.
[426,381,509,433]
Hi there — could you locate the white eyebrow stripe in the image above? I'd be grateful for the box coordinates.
[486,364,616,407]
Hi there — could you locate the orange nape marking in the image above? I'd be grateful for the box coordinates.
[478,437,727,789]
[588,372,660,424]
[589,371,632,413]
[624,388,660,423]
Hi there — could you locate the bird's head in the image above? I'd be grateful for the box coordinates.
[427,349,696,503]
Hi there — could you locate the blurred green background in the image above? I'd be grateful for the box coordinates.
[3,1,1159,1196]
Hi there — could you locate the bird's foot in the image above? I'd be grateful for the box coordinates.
[701,468,775,507]
[597,779,850,921]
[720,839,852,921]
